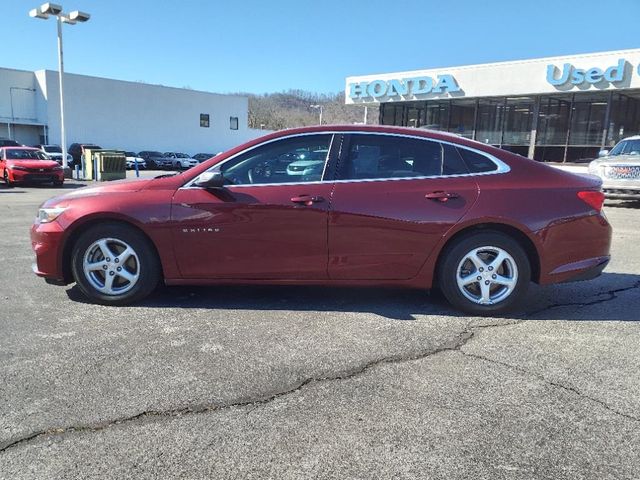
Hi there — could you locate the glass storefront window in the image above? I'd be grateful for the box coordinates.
[503,97,533,145]
[448,100,476,138]
[476,99,504,145]
[536,95,572,145]
[568,94,607,146]
[607,93,640,145]
[424,101,449,131]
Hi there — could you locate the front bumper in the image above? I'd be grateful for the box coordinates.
[603,187,640,199]
[30,221,69,283]
[10,169,64,183]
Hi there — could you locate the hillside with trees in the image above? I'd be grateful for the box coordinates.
[241,90,378,131]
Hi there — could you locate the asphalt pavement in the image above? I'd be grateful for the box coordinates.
[0,176,639,479]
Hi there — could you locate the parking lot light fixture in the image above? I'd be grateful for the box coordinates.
[29,3,91,170]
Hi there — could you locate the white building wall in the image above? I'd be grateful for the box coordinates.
[38,70,259,154]
[0,67,46,145]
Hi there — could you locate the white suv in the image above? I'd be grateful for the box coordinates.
[589,136,640,199]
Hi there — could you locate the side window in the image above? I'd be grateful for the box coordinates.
[220,134,332,186]
[338,134,468,180]
[456,147,498,173]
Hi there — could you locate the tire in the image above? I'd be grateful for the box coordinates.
[3,170,13,188]
[71,223,161,305]
[438,231,531,315]
[53,180,64,187]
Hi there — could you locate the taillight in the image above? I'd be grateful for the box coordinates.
[577,190,605,212]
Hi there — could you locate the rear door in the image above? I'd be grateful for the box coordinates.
[328,133,480,280]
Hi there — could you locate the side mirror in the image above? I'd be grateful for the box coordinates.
[194,171,225,189]
[598,149,610,157]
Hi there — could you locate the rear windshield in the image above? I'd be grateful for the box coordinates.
[44,145,62,153]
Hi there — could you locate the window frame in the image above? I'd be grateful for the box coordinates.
[335,133,509,183]
[200,113,210,128]
[182,131,509,189]
[230,116,239,130]
[182,133,342,189]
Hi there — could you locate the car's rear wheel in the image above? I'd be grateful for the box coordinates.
[438,231,530,315]
[71,223,160,305]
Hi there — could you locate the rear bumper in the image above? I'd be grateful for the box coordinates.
[537,213,612,285]
[555,256,610,283]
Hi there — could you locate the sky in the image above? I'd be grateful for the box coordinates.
[2,0,639,95]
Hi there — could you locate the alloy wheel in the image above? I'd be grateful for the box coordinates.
[82,238,140,295]
[455,245,518,305]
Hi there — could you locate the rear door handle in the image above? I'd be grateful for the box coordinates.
[425,191,460,202]
[291,195,325,206]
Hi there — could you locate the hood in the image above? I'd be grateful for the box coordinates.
[8,159,60,169]
[45,178,153,205]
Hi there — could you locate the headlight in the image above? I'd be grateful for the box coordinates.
[8,165,27,171]
[588,161,599,175]
[37,207,67,223]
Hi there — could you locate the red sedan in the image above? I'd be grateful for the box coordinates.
[1,147,64,187]
[30,126,611,314]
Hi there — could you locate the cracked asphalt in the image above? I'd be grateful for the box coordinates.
[1,180,639,479]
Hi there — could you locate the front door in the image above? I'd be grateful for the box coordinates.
[171,133,338,279]
[328,133,480,280]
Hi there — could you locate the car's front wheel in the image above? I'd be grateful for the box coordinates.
[438,231,531,315]
[71,223,161,305]
[3,170,14,187]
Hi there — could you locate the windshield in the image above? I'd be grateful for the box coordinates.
[176,153,190,158]
[608,139,640,156]
[6,149,50,160]
[125,152,137,157]
[44,145,62,153]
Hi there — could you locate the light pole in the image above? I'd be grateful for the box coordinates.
[29,3,90,170]
[310,104,323,125]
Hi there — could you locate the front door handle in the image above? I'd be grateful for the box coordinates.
[291,195,325,206]
[425,191,460,202]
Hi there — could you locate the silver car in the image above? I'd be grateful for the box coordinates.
[589,136,640,199]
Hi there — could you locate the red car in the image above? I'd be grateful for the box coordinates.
[30,126,611,314]
[1,147,64,187]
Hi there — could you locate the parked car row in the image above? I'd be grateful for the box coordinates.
[1,139,216,172]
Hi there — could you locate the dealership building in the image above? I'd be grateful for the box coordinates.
[0,67,262,154]
[346,49,640,162]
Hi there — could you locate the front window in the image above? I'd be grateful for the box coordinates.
[5,149,49,160]
[337,134,469,181]
[219,134,332,185]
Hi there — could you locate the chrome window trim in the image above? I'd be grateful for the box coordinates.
[180,131,510,190]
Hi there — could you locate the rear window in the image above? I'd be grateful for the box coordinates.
[456,148,498,173]
[339,135,470,180]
